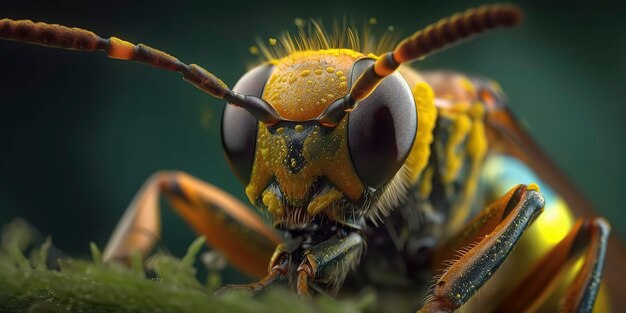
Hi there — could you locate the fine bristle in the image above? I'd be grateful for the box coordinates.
[252,18,400,61]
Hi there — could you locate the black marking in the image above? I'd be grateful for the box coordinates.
[285,131,307,173]
[502,185,525,219]
[428,116,469,217]
[272,122,317,174]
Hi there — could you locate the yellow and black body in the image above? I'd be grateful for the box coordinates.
[223,52,421,227]
[0,4,622,312]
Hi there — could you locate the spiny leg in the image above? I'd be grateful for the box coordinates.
[103,171,282,278]
[494,217,610,313]
[485,91,626,309]
[217,237,303,294]
[296,233,364,297]
[419,184,545,313]
[431,183,537,268]
[216,251,289,294]
[217,233,364,296]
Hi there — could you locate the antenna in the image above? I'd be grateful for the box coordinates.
[319,4,523,126]
[0,19,279,124]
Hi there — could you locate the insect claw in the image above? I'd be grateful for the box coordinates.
[214,258,287,296]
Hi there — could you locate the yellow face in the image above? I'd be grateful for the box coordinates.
[244,50,367,227]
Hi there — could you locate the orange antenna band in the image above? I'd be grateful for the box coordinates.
[350,4,523,102]
[0,19,280,123]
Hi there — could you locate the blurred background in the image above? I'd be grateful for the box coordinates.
[0,0,624,282]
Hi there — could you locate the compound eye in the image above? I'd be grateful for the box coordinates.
[347,58,417,189]
[222,64,274,184]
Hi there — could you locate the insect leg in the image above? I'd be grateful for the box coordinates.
[217,237,303,294]
[493,217,609,313]
[103,171,282,279]
[480,72,626,307]
[296,233,364,296]
[419,184,544,313]
[430,182,531,271]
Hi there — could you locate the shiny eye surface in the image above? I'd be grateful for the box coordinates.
[221,64,274,184]
[347,58,417,189]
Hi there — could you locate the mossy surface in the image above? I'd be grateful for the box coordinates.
[0,219,371,313]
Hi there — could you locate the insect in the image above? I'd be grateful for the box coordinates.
[1,3,624,312]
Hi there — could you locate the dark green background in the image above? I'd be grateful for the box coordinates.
[0,0,624,270]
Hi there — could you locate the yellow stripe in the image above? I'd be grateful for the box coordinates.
[404,82,437,183]
[447,102,488,232]
[438,110,471,184]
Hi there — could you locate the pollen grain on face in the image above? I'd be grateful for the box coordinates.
[246,119,363,225]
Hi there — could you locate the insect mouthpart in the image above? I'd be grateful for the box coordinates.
[258,178,360,229]
[244,116,366,223]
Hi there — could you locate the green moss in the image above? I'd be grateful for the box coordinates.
[0,219,369,313]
